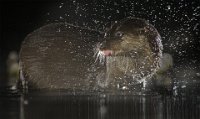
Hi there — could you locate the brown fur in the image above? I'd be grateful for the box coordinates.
[96,17,163,89]
[19,17,162,91]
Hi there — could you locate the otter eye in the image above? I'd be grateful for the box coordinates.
[115,31,124,37]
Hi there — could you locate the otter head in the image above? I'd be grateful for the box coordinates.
[100,17,162,57]
[96,17,163,79]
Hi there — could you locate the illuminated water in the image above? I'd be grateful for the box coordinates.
[0,87,200,119]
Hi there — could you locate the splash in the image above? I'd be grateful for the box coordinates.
[94,43,106,64]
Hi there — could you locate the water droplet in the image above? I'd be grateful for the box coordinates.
[122,86,128,90]
[167,5,171,10]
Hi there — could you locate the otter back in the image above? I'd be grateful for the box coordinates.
[19,23,103,90]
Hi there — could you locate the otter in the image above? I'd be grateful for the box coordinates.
[95,18,163,89]
[19,17,163,91]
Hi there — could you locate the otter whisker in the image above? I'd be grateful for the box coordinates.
[94,48,106,64]
[98,51,106,64]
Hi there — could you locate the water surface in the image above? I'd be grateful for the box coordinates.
[1,88,200,119]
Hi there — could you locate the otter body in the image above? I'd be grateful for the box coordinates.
[20,23,103,90]
[20,18,163,91]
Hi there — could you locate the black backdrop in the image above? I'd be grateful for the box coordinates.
[0,0,200,84]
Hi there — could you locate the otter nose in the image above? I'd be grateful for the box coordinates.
[99,41,113,56]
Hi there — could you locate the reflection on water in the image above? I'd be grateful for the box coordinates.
[0,90,200,119]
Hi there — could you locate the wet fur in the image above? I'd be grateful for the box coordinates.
[95,17,163,89]
[20,17,163,91]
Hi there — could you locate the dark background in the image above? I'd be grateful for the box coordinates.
[0,0,52,84]
[0,0,200,85]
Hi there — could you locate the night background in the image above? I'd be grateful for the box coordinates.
[0,0,200,119]
[0,0,200,84]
